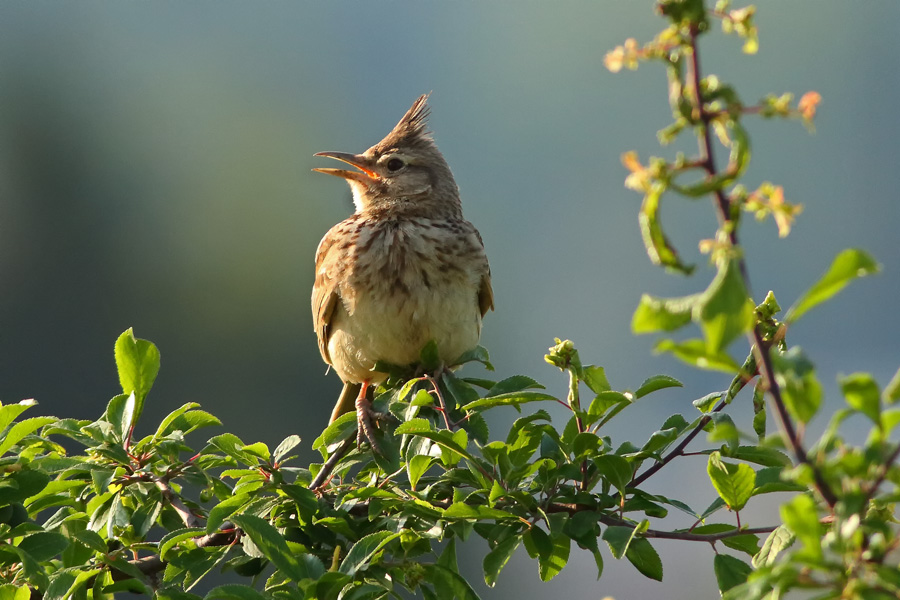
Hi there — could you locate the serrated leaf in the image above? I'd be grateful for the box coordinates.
[482,536,520,587]
[707,452,755,510]
[582,366,611,394]
[714,554,752,592]
[339,531,400,577]
[593,454,633,492]
[722,446,791,467]
[752,525,794,568]
[455,345,494,370]
[0,400,37,436]
[839,372,881,424]
[158,527,205,561]
[654,339,741,372]
[884,366,900,405]
[695,259,755,354]
[0,417,56,456]
[396,418,433,435]
[232,514,324,581]
[485,376,545,397]
[786,249,880,323]
[721,534,760,557]
[443,503,517,521]
[632,293,696,334]
[205,584,269,600]
[17,532,69,562]
[638,183,695,275]
[625,537,663,581]
[779,494,822,560]
[462,392,558,412]
[426,563,480,600]
[0,585,30,600]
[206,494,251,534]
[634,375,683,398]
[407,455,435,491]
[114,328,160,421]
[273,435,301,463]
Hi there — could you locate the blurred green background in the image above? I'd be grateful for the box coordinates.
[1,1,897,598]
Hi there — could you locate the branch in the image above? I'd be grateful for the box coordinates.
[631,355,757,487]
[685,26,837,508]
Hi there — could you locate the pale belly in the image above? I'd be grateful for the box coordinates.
[327,277,482,384]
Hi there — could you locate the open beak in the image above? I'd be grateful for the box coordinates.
[313,151,380,184]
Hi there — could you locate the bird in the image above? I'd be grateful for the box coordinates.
[311,94,493,450]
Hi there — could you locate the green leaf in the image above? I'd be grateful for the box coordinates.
[785,249,880,323]
[0,417,56,456]
[538,533,570,581]
[482,536,520,587]
[654,339,741,372]
[582,365,611,394]
[425,564,480,600]
[602,525,640,559]
[154,403,222,441]
[207,433,259,466]
[772,347,822,424]
[695,259,755,354]
[206,493,251,534]
[721,534,760,557]
[443,503,517,521]
[839,372,881,424]
[17,532,69,562]
[0,399,37,435]
[692,391,723,413]
[884,365,900,405]
[273,435,301,463]
[638,183,695,275]
[419,339,441,371]
[779,494,822,560]
[461,391,558,413]
[158,527,205,560]
[114,328,160,420]
[232,514,324,581]
[753,525,794,568]
[722,446,791,467]
[625,537,663,581]
[205,584,269,600]
[634,375,683,398]
[455,345,494,370]
[593,455,633,492]
[714,554,752,592]
[407,455,435,491]
[707,451,755,510]
[0,585,30,600]
[485,376,545,397]
[339,531,400,577]
[632,293,696,334]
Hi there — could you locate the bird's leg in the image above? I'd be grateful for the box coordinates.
[355,380,380,452]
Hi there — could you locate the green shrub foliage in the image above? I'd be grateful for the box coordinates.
[2,2,898,599]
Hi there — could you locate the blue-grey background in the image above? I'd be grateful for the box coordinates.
[0,2,897,598]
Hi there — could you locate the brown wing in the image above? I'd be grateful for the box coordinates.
[311,224,345,366]
[473,227,494,317]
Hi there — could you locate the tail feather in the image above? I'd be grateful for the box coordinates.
[329,382,363,423]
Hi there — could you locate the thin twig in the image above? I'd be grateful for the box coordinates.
[309,436,356,491]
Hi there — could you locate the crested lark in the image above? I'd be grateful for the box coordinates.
[312,94,493,448]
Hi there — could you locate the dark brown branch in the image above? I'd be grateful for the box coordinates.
[309,436,356,491]
[632,358,756,487]
[685,26,837,508]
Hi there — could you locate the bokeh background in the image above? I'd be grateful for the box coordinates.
[1,1,897,598]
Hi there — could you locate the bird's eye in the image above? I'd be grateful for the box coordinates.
[386,157,405,172]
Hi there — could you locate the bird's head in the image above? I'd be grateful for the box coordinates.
[314,94,461,215]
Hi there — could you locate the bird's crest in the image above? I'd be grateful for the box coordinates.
[375,94,434,150]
